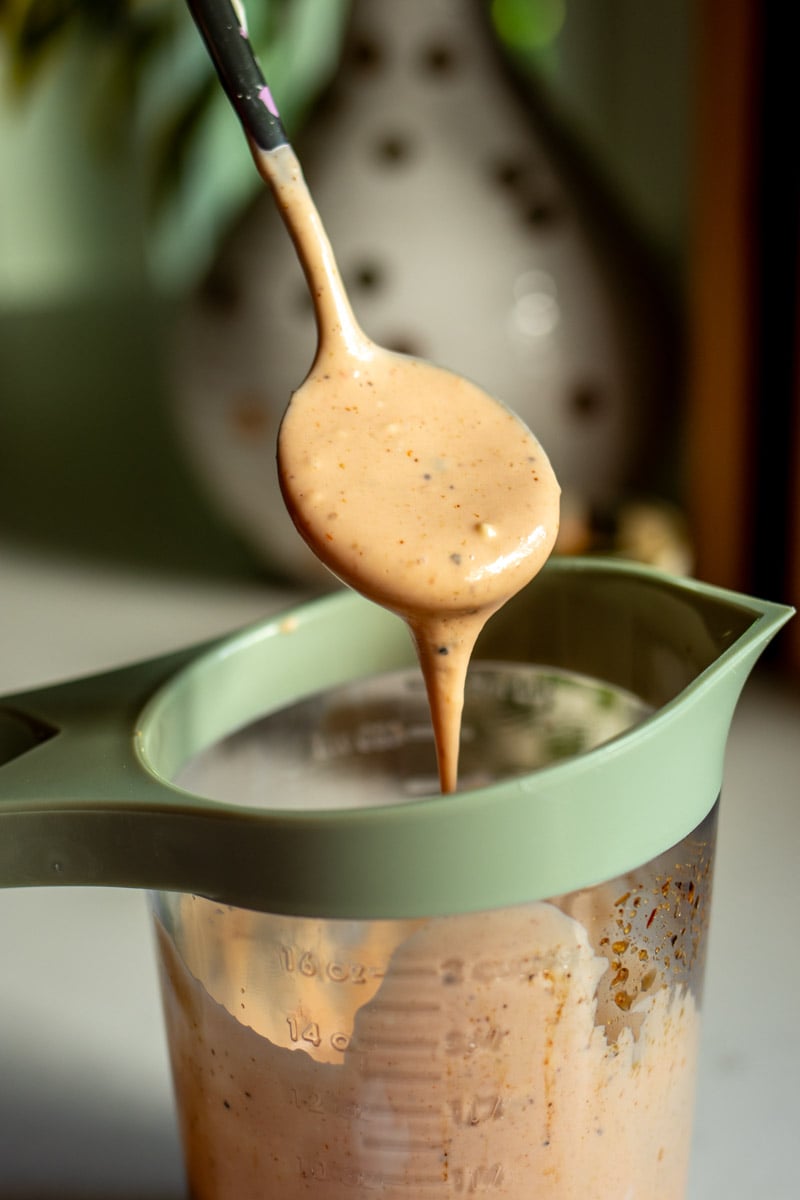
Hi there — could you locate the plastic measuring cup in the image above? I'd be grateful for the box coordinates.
[0,557,792,1197]
[152,654,714,1198]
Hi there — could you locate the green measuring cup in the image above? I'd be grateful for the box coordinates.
[0,556,791,918]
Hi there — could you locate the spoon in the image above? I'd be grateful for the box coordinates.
[186,0,560,792]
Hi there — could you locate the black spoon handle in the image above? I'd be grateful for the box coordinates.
[186,0,289,151]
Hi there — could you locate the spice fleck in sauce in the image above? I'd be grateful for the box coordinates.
[255,144,560,792]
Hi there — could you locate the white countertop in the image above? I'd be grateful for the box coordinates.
[1,543,798,1198]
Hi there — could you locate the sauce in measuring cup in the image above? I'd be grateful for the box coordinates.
[157,890,700,1199]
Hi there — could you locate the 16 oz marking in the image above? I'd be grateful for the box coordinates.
[279,944,382,984]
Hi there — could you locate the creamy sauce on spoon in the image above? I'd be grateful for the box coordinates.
[254,143,560,792]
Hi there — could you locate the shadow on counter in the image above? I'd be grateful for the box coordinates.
[0,1087,184,1199]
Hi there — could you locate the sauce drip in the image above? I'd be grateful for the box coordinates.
[255,144,560,792]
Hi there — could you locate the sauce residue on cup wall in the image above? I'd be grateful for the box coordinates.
[158,898,699,1200]
[254,143,560,793]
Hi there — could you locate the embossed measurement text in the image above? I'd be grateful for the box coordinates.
[279,944,385,984]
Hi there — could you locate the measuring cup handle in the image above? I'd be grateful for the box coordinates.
[0,639,217,888]
[0,641,208,784]
[0,589,418,908]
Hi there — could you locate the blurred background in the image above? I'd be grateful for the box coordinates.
[1,1,798,1197]
[1,0,796,633]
